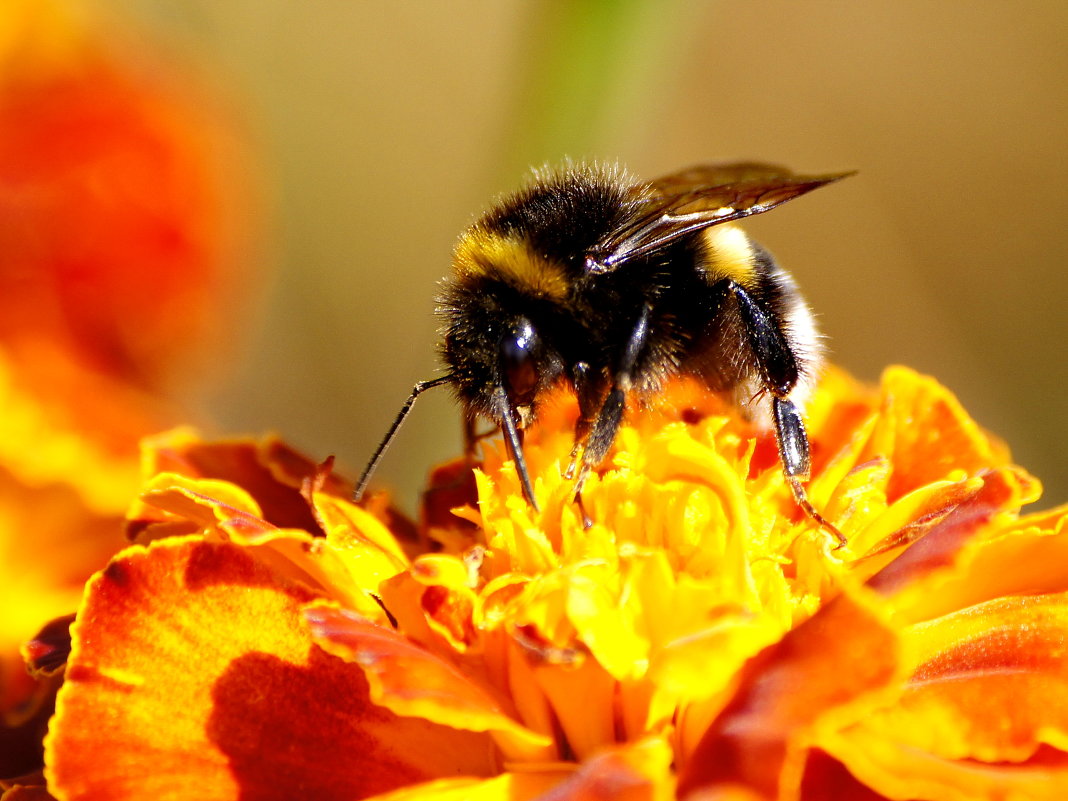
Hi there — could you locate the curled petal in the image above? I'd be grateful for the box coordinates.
[135,473,269,540]
[820,725,1068,801]
[21,616,74,678]
[134,432,342,536]
[400,554,480,652]
[305,603,549,757]
[888,503,1068,625]
[867,466,1037,604]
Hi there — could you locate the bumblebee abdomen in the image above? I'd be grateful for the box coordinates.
[685,230,822,407]
[696,225,762,289]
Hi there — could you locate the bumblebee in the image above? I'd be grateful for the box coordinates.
[355,162,852,543]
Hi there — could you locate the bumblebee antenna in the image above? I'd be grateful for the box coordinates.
[353,376,452,503]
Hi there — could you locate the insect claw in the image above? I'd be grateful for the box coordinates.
[788,477,846,548]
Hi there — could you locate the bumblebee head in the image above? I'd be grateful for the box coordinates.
[438,270,568,511]
[497,315,542,426]
[439,271,567,430]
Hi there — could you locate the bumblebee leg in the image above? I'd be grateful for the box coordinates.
[565,361,599,480]
[773,397,846,546]
[728,282,845,546]
[572,305,651,503]
[492,386,540,512]
[574,387,626,492]
[728,281,799,395]
[772,394,810,479]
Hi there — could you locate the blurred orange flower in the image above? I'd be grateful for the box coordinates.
[0,0,254,781]
[19,366,1068,800]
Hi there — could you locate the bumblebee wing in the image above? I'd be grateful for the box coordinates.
[585,162,853,273]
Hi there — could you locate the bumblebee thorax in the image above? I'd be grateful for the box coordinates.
[452,228,571,302]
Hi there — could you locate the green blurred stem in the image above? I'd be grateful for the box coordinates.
[497,0,693,180]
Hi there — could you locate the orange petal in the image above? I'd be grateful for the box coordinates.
[0,0,254,392]
[803,366,879,474]
[521,737,674,801]
[365,739,674,801]
[814,592,1068,800]
[527,650,617,762]
[305,603,548,757]
[0,467,125,688]
[821,726,1068,801]
[896,592,1068,760]
[865,368,1010,502]
[0,351,145,514]
[47,538,496,800]
[677,590,901,800]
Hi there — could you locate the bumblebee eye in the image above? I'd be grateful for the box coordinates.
[500,317,540,405]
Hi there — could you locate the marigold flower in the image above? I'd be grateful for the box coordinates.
[13,365,1066,801]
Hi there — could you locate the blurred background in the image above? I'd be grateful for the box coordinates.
[106,0,1068,509]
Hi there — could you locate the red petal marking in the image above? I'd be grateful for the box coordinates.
[798,749,891,801]
[305,604,544,748]
[137,434,329,534]
[867,468,1029,600]
[899,592,1068,760]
